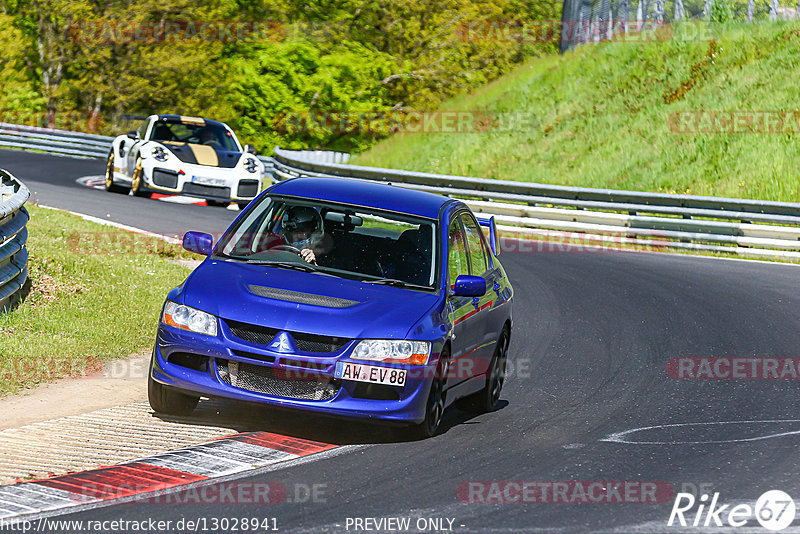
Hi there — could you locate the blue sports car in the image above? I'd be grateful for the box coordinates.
[149,177,513,438]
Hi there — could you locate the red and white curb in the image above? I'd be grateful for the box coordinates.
[0,431,338,521]
[77,176,240,210]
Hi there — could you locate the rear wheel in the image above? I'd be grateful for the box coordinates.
[407,348,450,439]
[130,156,151,198]
[148,373,199,416]
[206,199,230,207]
[456,329,509,413]
[104,151,128,193]
[237,201,250,211]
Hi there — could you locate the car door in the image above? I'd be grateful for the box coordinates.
[125,119,150,174]
[446,215,483,387]
[460,212,501,377]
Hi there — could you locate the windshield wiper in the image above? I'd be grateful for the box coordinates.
[241,259,318,272]
[362,278,431,290]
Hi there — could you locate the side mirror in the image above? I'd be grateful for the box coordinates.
[245,145,256,154]
[126,130,139,140]
[452,275,487,297]
[183,231,213,256]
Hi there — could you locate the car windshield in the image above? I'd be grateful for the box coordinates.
[149,119,239,151]
[214,196,438,289]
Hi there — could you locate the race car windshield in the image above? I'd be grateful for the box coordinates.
[214,196,438,289]
[149,120,239,152]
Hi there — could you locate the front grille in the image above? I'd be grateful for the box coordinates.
[225,319,350,353]
[237,180,259,198]
[152,169,178,189]
[227,320,280,346]
[183,183,231,199]
[217,360,338,401]
[293,332,349,353]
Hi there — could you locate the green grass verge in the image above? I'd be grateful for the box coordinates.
[0,205,195,396]
[354,21,800,202]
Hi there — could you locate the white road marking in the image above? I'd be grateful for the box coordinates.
[601,419,800,445]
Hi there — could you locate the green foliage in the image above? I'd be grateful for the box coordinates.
[354,22,800,202]
[0,0,561,150]
[710,0,734,23]
[0,13,46,117]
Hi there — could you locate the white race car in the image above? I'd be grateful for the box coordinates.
[104,115,264,209]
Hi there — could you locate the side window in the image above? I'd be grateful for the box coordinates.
[447,218,469,287]
[460,213,489,275]
[137,120,148,140]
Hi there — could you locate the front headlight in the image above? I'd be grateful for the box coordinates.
[244,157,258,173]
[351,340,431,365]
[152,146,168,162]
[162,301,217,336]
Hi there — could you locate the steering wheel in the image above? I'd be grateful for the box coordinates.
[272,244,303,255]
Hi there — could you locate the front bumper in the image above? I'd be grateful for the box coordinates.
[144,164,261,201]
[151,324,434,424]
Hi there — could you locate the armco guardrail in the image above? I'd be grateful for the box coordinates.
[0,170,30,311]
[0,122,112,159]
[272,147,800,260]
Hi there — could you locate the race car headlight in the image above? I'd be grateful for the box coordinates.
[244,158,258,173]
[152,146,168,162]
[351,340,431,365]
[162,301,217,336]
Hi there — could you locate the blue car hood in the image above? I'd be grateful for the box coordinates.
[182,260,440,340]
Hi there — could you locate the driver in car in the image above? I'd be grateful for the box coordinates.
[198,128,219,146]
[280,206,327,265]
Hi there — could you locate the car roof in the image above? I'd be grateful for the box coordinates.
[269,177,455,219]
[154,114,228,128]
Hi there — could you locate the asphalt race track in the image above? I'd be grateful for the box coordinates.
[0,148,239,236]
[3,150,800,532]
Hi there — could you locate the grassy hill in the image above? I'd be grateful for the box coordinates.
[353,22,800,201]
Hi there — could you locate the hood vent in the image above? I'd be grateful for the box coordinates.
[247,285,358,308]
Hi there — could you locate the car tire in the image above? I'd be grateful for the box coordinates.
[131,156,152,198]
[206,200,230,207]
[148,372,199,416]
[104,151,128,194]
[407,348,450,440]
[455,328,509,414]
[237,201,250,211]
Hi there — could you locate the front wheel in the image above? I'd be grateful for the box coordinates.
[206,199,230,207]
[148,373,199,416]
[237,201,250,211]
[406,349,450,440]
[131,157,152,198]
[456,329,509,413]
[104,151,128,194]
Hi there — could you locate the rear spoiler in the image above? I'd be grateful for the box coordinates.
[476,216,499,256]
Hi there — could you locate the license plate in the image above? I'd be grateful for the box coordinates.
[334,362,406,386]
[192,175,226,187]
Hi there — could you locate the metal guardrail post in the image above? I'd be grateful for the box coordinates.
[0,170,30,311]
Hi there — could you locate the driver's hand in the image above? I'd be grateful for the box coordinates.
[301,249,317,265]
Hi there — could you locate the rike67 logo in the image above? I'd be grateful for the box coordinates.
[669,490,796,531]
